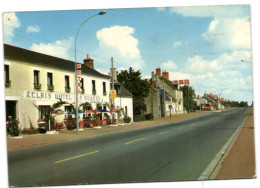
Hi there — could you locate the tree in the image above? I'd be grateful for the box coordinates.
[180,85,196,112]
[117,67,150,115]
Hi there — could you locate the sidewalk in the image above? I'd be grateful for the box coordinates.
[7,111,211,151]
[215,107,255,179]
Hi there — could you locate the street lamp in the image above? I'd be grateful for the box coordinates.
[199,77,209,111]
[74,11,106,135]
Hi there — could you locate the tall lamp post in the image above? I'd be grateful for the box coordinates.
[199,77,209,111]
[74,11,106,135]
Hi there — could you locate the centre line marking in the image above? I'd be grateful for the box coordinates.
[159,131,170,135]
[55,150,99,164]
[125,138,146,145]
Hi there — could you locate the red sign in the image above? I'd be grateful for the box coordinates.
[77,82,82,87]
[184,80,189,84]
[78,89,81,93]
[173,80,178,84]
[77,70,81,75]
[77,64,81,69]
[179,80,184,84]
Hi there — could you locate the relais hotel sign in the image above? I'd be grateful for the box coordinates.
[24,90,102,103]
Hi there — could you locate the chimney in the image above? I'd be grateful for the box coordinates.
[162,70,169,80]
[156,66,161,77]
[84,54,94,69]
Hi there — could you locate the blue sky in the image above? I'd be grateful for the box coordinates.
[3,5,253,104]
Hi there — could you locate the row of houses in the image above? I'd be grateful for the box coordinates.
[4,44,185,130]
[4,44,133,129]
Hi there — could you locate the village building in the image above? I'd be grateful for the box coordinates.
[144,67,184,118]
[4,44,133,129]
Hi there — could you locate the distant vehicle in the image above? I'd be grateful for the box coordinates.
[202,105,211,110]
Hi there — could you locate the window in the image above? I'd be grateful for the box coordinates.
[64,106,72,118]
[4,65,11,87]
[65,75,70,92]
[38,105,51,119]
[80,78,85,94]
[47,73,54,91]
[34,70,41,89]
[103,82,106,95]
[92,80,96,95]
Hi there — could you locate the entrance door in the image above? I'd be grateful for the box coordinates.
[6,101,17,120]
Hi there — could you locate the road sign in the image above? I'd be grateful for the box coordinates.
[110,90,116,99]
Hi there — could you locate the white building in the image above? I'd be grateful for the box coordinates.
[4,44,133,129]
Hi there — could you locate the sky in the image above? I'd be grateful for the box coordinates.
[2,4,253,104]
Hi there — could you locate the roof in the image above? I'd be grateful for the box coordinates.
[113,81,132,97]
[4,44,111,79]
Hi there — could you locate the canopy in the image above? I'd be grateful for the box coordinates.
[98,109,109,113]
[69,110,85,114]
[86,110,94,113]
[52,109,64,114]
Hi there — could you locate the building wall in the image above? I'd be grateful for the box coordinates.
[4,57,132,128]
[144,87,160,118]
[114,96,133,122]
[154,75,184,114]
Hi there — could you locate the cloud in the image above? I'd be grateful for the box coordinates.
[26,25,40,33]
[170,5,251,51]
[203,18,251,50]
[3,12,21,43]
[30,37,73,60]
[186,55,222,74]
[168,72,190,81]
[173,41,182,48]
[161,60,178,70]
[96,25,145,69]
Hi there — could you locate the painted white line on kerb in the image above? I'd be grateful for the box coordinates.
[125,138,146,145]
[55,150,99,164]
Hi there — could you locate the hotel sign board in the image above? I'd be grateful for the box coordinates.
[24,90,102,103]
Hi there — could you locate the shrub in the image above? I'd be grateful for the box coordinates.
[6,116,20,136]
[123,116,132,123]
[66,122,76,130]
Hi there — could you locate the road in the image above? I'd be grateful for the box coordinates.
[8,107,250,187]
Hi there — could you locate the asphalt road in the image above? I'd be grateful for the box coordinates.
[8,107,250,187]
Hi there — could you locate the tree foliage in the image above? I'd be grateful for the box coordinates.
[117,67,150,115]
[180,85,196,112]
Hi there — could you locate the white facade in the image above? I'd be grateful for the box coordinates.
[4,44,133,129]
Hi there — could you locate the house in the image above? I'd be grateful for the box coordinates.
[144,67,184,118]
[4,44,133,129]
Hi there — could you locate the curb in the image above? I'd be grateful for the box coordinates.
[197,116,247,180]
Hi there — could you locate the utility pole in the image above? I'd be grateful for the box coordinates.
[111,57,115,124]
[187,83,190,113]
[163,77,165,117]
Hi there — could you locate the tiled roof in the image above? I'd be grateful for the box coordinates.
[4,44,111,79]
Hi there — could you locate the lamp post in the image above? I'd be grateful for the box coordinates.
[199,77,209,111]
[74,11,106,135]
